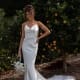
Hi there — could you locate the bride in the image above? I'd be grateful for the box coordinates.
[17,4,51,80]
[17,5,75,80]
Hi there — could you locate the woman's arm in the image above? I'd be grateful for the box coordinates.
[37,21,51,40]
[17,23,25,57]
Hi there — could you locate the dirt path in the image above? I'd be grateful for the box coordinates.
[0,55,80,80]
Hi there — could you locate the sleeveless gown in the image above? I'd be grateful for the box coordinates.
[22,24,75,80]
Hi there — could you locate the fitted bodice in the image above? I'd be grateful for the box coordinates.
[24,24,39,40]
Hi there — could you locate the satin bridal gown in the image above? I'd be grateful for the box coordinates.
[22,24,75,80]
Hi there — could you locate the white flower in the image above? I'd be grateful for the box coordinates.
[14,61,24,73]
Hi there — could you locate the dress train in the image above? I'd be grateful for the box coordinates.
[22,24,75,80]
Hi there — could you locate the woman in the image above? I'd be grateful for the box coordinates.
[18,4,51,80]
[17,5,75,80]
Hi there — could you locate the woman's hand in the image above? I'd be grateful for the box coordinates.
[17,50,21,59]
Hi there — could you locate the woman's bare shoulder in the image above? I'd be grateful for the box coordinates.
[36,20,42,24]
[36,21,43,26]
[20,22,27,30]
[36,21,45,28]
[22,22,27,27]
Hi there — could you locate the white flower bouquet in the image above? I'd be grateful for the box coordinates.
[14,57,24,73]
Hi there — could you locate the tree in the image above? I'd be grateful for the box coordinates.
[0,0,80,72]
[31,0,80,63]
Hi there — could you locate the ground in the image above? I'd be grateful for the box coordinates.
[0,54,80,80]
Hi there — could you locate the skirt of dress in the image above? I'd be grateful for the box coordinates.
[22,38,46,80]
[22,39,75,80]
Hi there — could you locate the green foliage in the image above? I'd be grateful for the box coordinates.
[33,0,80,63]
[0,0,80,72]
[0,9,23,72]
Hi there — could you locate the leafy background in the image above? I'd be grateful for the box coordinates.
[0,0,80,72]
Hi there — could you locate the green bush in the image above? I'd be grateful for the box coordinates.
[0,0,80,72]
[0,9,23,72]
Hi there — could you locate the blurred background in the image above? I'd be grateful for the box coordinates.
[0,0,80,79]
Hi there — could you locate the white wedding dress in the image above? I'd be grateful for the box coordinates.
[22,24,75,80]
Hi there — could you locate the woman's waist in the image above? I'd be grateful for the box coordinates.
[23,37,38,42]
[24,37,37,40]
[22,38,38,46]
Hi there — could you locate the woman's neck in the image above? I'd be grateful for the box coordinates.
[28,19,35,23]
